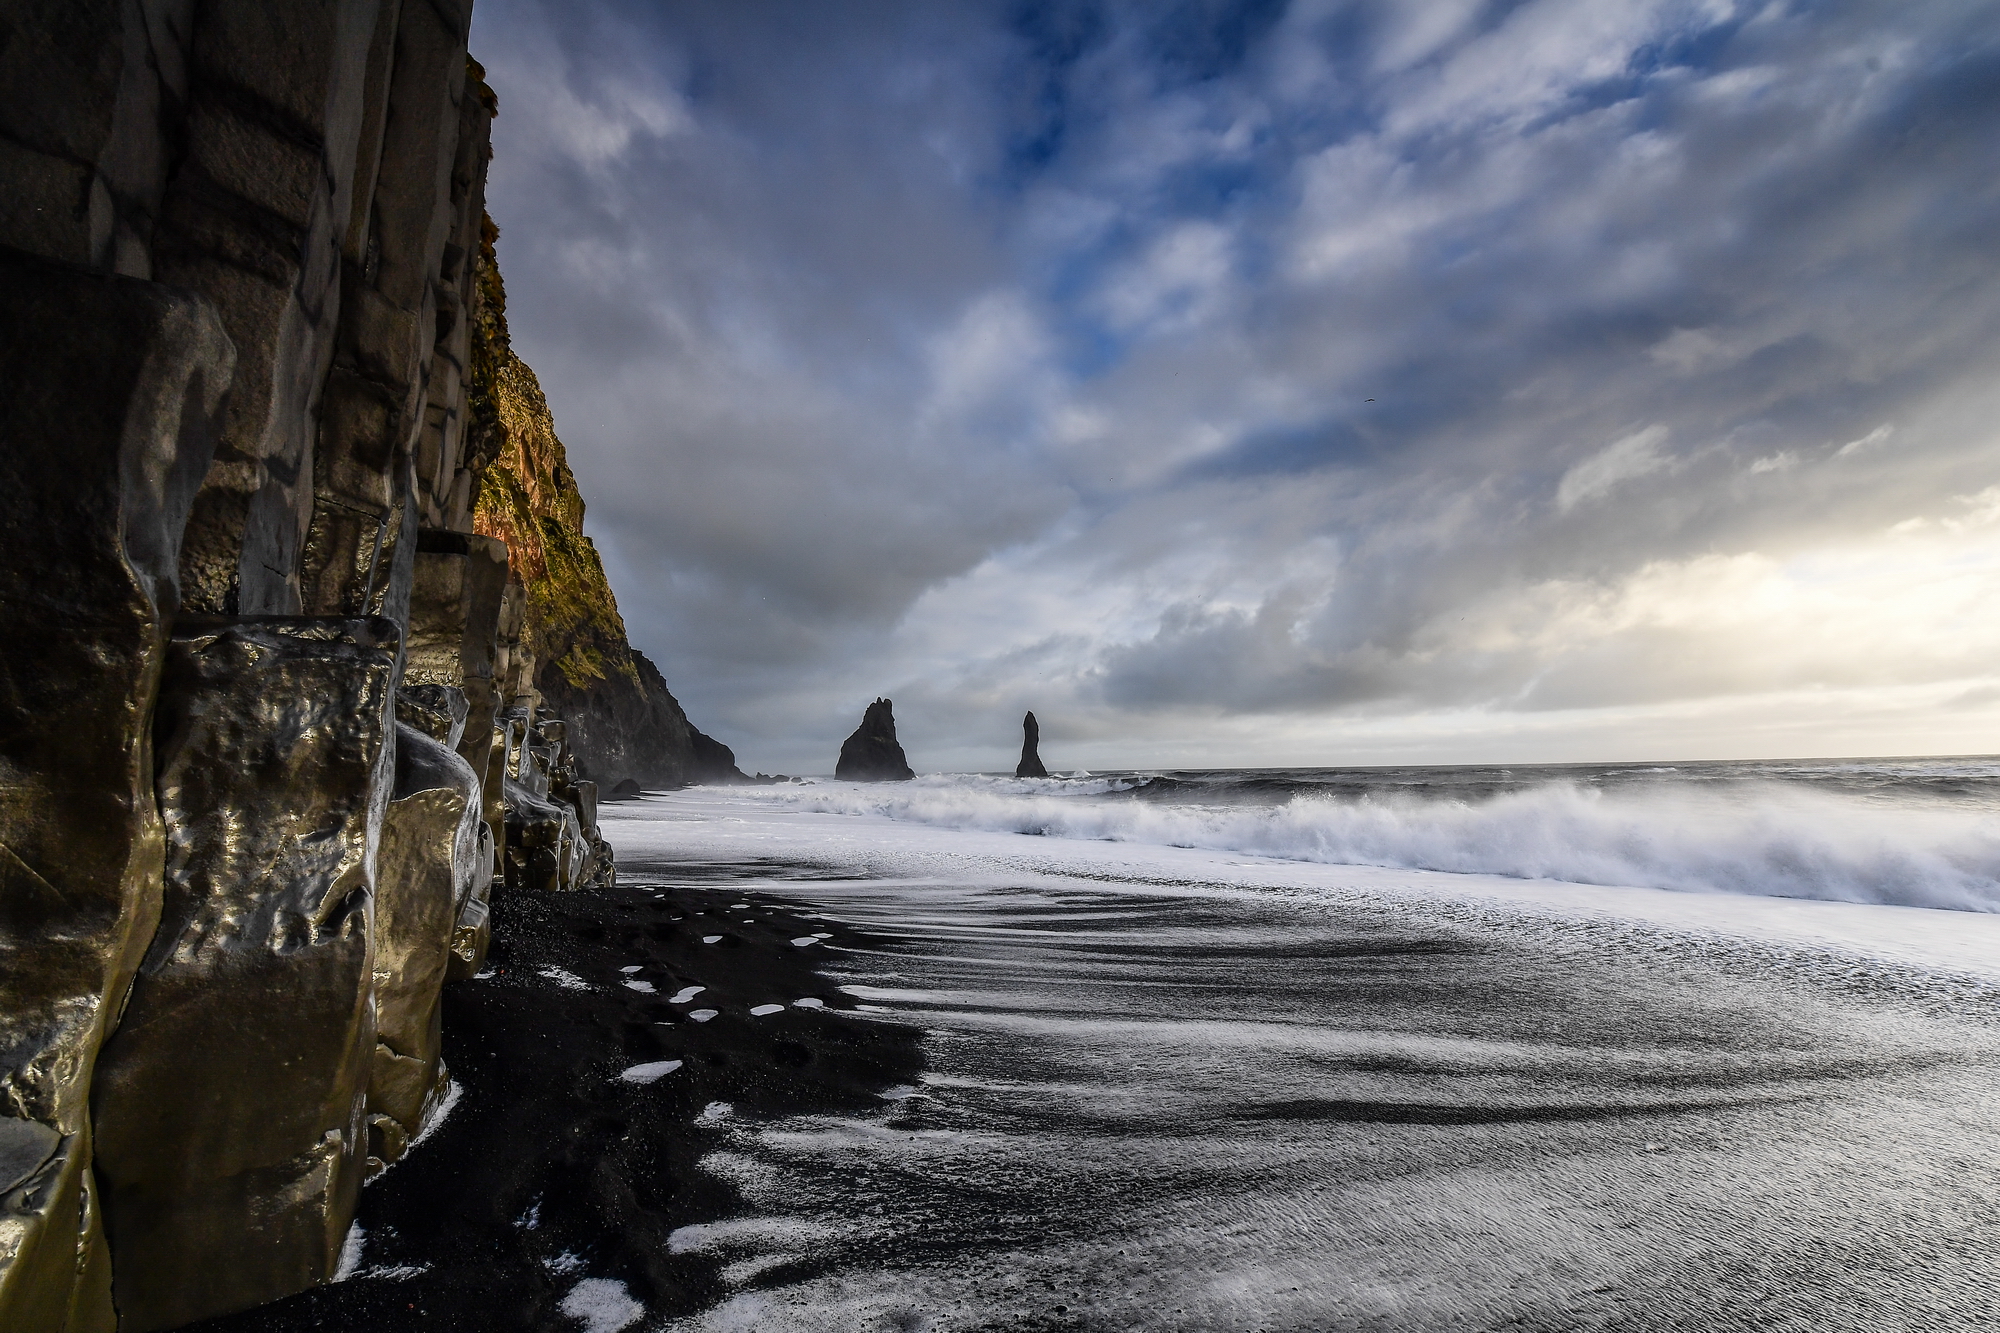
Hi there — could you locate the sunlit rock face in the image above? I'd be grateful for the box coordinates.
[502,776,583,891]
[0,253,232,1333]
[1016,711,1050,779]
[837,698,917,781]
[90,617,398,1332]
[445,819,497,982]
[369,723,483,1170]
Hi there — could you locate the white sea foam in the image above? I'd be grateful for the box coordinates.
[558,1277,644,1333]
[619,1060,683,1084]
[740,776,2000,912]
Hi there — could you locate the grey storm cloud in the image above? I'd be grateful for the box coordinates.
[471,0,2000,773]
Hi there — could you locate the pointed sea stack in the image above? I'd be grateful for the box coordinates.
[1016,711,1049,778]
[837,698,916,781]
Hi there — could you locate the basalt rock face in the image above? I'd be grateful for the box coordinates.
[91,617,398,1331]
[367,723,483,1172]
[0,251,233,1333]
[468,217,742,790]
[1016,711,1050,779]
[837,699,917,782]
[0,9,640,1326]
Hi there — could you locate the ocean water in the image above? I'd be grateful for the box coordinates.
[756,757,2000,912]
[597,773,2000,1331]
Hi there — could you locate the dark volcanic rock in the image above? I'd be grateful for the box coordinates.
[92,617,400,1331]
[836,699,916,782]
[0,250,232,1333]
[1016,711,1049,779]
[536,648,744,790]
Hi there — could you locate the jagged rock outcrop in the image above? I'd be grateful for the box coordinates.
[0,8,639,1326]
[467,217,742,790]
[837,699,917,782]
[1016,711,1050,779]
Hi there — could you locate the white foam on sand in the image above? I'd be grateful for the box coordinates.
[333,1224,366,1281]
[537,966,590,991]
[409,1078,463,1150]
[558,1277,644,1333]
[619,1060,683,1084]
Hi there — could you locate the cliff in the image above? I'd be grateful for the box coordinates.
[467,215,742,788]
[0,9,671,1327]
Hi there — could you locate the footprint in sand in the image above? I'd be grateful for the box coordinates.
[703,935,723,944]
[789,937,817,947]
[669,986,706,1004]
[792,998,825,1009]
[749,1004,784,1016]
[622,979,656,993]
[688,1009,719,1023]
[619,965,642,974]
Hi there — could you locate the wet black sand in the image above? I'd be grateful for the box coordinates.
[192,857,923,1333]
[188,837,2000,1332]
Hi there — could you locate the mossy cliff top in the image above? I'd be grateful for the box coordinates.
[467,213,636,694]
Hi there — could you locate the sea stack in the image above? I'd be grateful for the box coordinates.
[1016,711,1049,778]
[837,699,916,781]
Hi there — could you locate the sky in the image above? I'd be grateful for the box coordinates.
[469,0,2000,775]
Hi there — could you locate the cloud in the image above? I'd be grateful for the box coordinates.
[1557,426,1672,511]
[470,0,2000,772]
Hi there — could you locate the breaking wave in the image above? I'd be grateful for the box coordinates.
[762,775,2000,912]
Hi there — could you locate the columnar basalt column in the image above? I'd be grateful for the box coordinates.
[89,617,398,1332]
[405,530,511,778]
[303,0,476,622]
[162,0,385,618]
[367,723,481,1170]
[0,254,232,1333]
[445,819,496,982]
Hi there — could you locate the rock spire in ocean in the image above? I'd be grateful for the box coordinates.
[837,699,915,781]
[1016,711,1049,779]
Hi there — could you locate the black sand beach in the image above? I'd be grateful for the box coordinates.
[193,824,2000,1332]
[191,858,924,1333]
